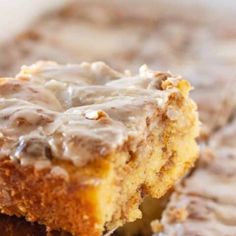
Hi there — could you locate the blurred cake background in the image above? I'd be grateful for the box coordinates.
[0,0,235,235]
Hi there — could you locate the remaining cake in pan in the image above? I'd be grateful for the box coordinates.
[156,118,236,236]
[155,192,236,236]
[0,61,199,236]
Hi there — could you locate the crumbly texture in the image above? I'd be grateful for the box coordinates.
[157,118,236,236]
[114,195,171,236]
[0,61,199,236]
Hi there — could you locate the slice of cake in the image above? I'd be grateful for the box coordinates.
[0,61,199,236]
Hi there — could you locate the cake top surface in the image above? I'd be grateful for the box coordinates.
[0,61,190,167]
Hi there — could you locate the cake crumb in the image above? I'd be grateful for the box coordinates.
[151,219,164,233]
[167,207,188,223]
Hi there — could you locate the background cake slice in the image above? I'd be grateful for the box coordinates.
[155,192,236,236]
[0,61,199,236]
[155,117,236,236]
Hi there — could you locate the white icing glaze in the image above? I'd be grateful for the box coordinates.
[0,61,188,167]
